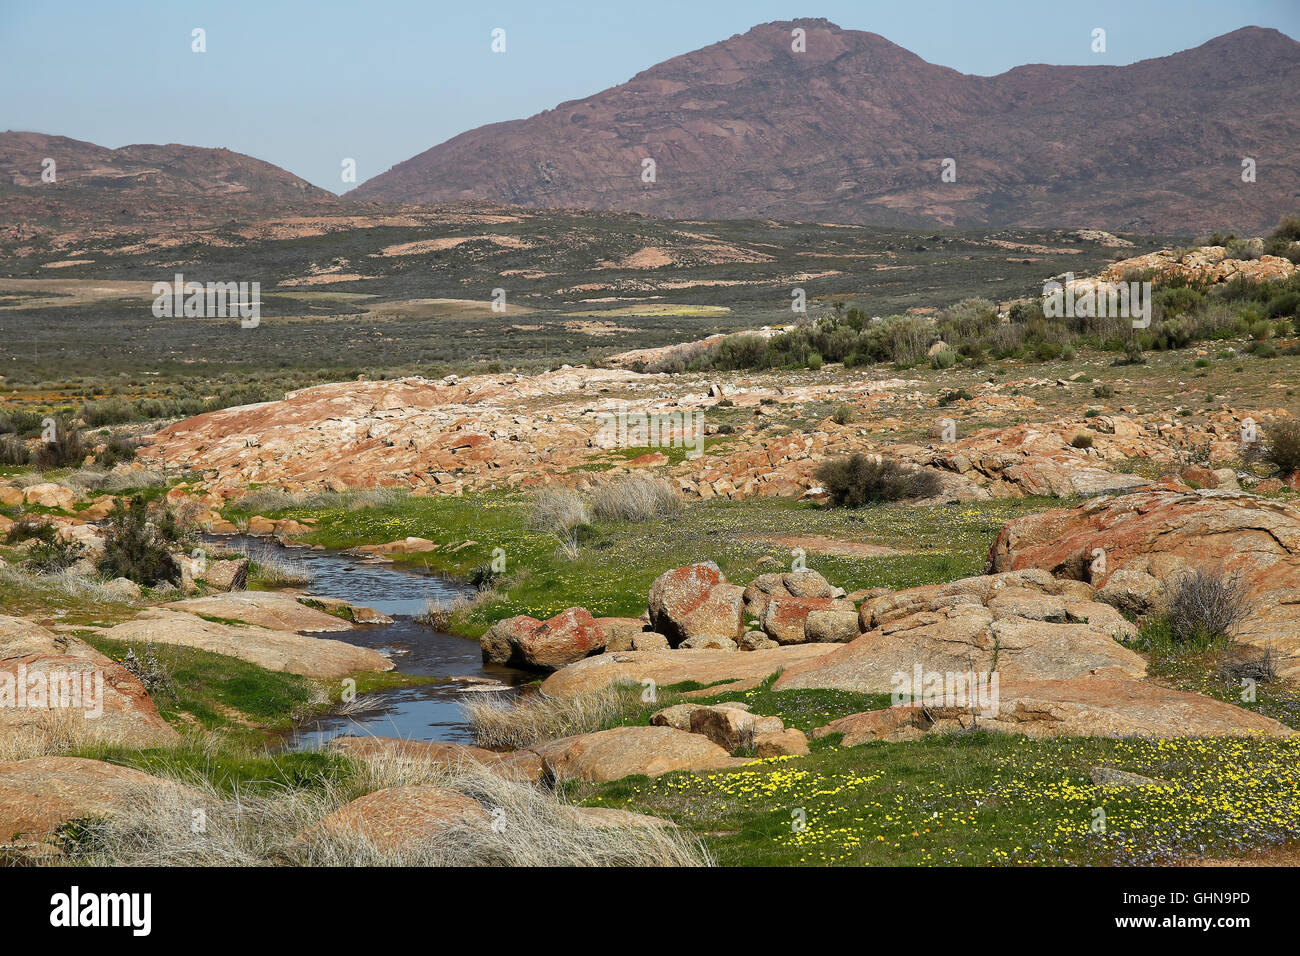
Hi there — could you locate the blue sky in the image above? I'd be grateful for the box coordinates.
[2,0,1297,192]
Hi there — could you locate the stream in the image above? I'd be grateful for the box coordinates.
[217,536,532,749]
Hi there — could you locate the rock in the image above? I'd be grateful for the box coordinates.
[774,571,1145,694]
[805,608,861,643]
[647,562,745,647]
[739,629,777,651]
[679,634,738,651]
[174,554,249,593]
[688,706,783,751]
[595,617,651,653]
[761,596,855,644]
[325,736,543,782]
[650,701,749,731]
[0,486,23,507]
[815,677,1292,743]
[102,577,142,602]
[756,727,810,756]
[783,569,835,598]
[346,537,439,556]
[1090,767,1170,788]
[565,806,678,829]
[22,483,76,510]
[99,609,393,678]
[988,489,1300,678]
[246,515,276,536]
[161,591,379,632]
[480,607,605,671]
[0,757,200,857]
[1096,568,1165,616]
[532,726,749,782]
[315,786,489,851]
[539,644,837,697]
[631,632,671,651]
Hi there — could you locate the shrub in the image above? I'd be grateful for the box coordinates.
[94,436,137,467]
[31,425,88,470]
[1164,567,1253,646]
[96,496,190,587]
[938,388,973,406]
[1070,434,1094,449]
[1092,383,1116,399]
[830,404,855,426]
[588,474,681,522]
[814,454,943,507]
[0,436,28,466]
[22,536,86,574]
[930,349,958,370]
[1263,420,1300,476]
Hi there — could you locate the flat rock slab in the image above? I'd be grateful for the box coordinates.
[0,756,200,856]
[161,591,383,633]
[326,735,543,782]
[315,785,489,851]
[101,609,393,679]
[814,677,1293,743]
[539,644,836,698]
[532,725,750,782]
[0,617,178,749]
[565,806,678,829]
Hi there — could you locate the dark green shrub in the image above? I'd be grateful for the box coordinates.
[814,454,943,507]
[1264,420,1300,476]
[96,496,190,587]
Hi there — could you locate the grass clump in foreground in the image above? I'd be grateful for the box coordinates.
[57,752,710,867]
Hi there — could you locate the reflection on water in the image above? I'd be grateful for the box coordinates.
[217,536,531,748]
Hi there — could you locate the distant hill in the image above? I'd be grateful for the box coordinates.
[351,20,1300,233]
[0,131,338,233]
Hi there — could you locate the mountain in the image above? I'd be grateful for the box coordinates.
[0,132,338,233]
[351,20,1300,233]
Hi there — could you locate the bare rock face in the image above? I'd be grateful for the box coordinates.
[988,489,1300,677]
[0,616,178,749]
[688,706,783,751]
[480,607,605,671]
[539,644,836,697]
[648,563,745,647]
[814,677,1292,743]
[100,609,393,678]
[325,735,543,783]
[0,757,200,858]
[773,570,1144,694]
[315,786,490,851]
[161,591,379,632]
[595,617,655,653]
[532,726,749,783]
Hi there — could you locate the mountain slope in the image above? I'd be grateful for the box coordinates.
[351,20,1300,232]
[0,132,338,232]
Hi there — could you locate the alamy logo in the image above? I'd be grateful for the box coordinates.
[151,273,260,327]
[595,402,704,458]
[1042,273,1151,328]
[50,886,151,936]
[1,666,103,718]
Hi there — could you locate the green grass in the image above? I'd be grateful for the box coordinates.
[573,728,1300,866]
[224,490,1059,635]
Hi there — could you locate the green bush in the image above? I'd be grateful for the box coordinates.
[814,454,943,507]
[97,496,191,587]
[1264,420,1300,476]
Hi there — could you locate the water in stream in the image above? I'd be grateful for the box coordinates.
[220,537,532,749]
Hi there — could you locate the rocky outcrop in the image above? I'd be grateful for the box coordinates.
[480,607,605,671]
[814,677,1292,743]
[988,489,1300,677]
[161,591,383,632]
[774,570,1144,694]
[532,725,749,782]
[99,609,393,678]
